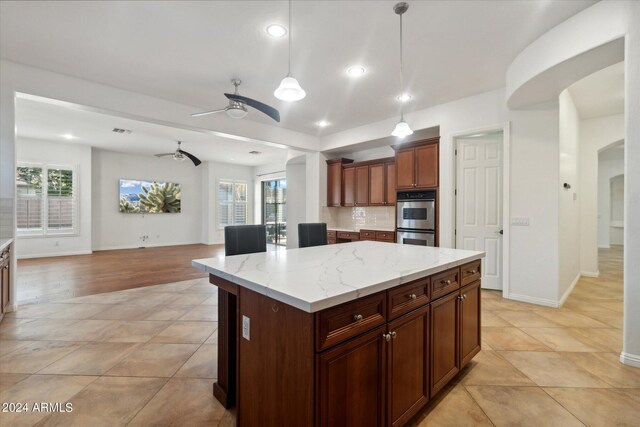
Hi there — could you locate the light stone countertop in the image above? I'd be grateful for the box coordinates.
[0,238,13,252]
[327,226,396,232]
[193,241,484,313]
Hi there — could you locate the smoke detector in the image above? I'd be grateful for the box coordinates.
[112,128,132,134]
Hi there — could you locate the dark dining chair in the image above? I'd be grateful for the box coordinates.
[298,223,328,248]
[225,225,267,256]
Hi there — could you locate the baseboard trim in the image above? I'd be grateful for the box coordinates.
[506,292,559,308]
[93,241,204,251]
[620,352,640,368]
[558,273,581,307]
[17,250,93,260]
[581,270,600,278]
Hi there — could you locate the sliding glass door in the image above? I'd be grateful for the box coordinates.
[263,179,287,246]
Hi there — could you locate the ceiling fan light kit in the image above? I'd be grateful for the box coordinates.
[274,0,306,102]
[391,2,413,138]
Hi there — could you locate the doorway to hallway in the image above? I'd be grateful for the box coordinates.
[262,178,287,246]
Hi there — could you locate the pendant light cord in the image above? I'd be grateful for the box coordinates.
[288,0,292,76]
[399,10,404,120]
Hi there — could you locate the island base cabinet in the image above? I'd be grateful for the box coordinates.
[388,306,430,427]
[317,326,387,427]
[430,292,459,397]
[459,281,481,368]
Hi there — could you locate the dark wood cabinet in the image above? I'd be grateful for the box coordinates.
[327,158,354,207]
[430,291,459,396]
[387,306,430,427]
[459,281,481,368]
[394,138,439,190]
[386,163,397,205]
[343,167,356,207]
[355,166,369,206]
[369,163,386,206]
[1,246,10,315]
[317,326,387,427]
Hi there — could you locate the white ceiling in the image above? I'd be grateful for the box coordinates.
[568,61,624,119]
[15,97,288,167]
[0,1,596,135]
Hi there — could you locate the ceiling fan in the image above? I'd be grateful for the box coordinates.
[191,79,280,122]
[154,141,202,166]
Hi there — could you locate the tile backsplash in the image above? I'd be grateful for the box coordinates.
[320,206,396,231]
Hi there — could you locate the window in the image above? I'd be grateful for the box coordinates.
[16,164,77,236]
[218,180,248,228]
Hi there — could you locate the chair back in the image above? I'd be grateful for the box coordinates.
[225,225,267,256]
[298,223,328,248]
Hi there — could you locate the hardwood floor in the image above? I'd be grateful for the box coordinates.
[16,244,225,305]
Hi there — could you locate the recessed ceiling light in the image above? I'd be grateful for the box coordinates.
[396,93,412,103]
[316,120,330,128]
[266,24,287,38]
[62,134,75,140]
[346,66,366,77]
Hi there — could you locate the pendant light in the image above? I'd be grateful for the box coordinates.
[391,2,413,138]
[274,0,306,101]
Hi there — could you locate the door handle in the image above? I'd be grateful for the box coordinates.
[496,229,503,235]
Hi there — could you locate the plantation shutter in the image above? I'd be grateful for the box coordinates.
[218,181,234,227]
[47,167,75,231]
[16,166,44,232]
[234,183,247,225]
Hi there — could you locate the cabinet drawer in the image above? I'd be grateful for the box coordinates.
[431,268,460,300]
[387,277,429,320]
[360,230,376,241]
[316,292,386,351]
[327,230,337,239]
[375,231,395,242]
[336,231,360,240]
[460,260,481,286]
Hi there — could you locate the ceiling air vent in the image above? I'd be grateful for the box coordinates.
[249,151,262,155]
[112,128,132,134]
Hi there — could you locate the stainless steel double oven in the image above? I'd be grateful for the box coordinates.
[396,190,436,246]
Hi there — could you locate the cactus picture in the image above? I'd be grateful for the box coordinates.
[119,179,181,213]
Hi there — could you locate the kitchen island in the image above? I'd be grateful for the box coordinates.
[193,241,484,427]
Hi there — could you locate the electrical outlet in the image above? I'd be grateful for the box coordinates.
[242,315,250,341]
[511,216,530,226]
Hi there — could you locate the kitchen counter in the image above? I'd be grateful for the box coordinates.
[327,226,396,232]
[193,241,483,313]
[0,238,13,252]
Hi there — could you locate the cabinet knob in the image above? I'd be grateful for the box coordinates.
[469,269,477,274]
[353,314,363,322]
[463,294,467,300]
[382,333,391,342]
[390,331,397,339]
[458,295,464,301]
[441,279,451,285]
[408,293,417,300]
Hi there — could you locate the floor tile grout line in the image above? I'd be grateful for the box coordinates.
[459,384,497,427]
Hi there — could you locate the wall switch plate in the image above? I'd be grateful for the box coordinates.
[511,216,530,226]
[242,315,250,341]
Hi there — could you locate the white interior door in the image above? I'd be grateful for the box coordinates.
[456,136,503,290]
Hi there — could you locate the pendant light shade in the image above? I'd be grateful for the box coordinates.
[274,75,306,101]
[275,0,306,102]
[392,120,413,138]
[391,2,412,137]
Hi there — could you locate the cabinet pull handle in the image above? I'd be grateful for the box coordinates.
[390,331,397,339]
[458,295,463,300]
[353,314,363,322]
[469,269,477,274]
[441,279,451,285]
[382,333,391,342]
[463,294,467,300]
[408,293,417,300]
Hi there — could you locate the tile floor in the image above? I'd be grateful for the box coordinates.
[0,246,637,426]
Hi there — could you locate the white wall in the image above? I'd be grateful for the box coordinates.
[92,149,203,250]
[285,159,306,249]
[558,90,581,300]
[578,114,624,275]
[15,138,92,258]
[597,153,624,248]
[201,160,255,245]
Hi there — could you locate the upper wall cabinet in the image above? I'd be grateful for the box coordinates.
[394,138,439,190]
[370,162,397,206]
[327,158,354,207]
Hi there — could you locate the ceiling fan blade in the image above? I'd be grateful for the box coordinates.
[178,149,202,167]
[191,108,228,117]
[224,93,280,122]
[154,153,174,157]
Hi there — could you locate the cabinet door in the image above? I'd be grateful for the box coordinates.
[343,167,356,207]
[395,149,415,190]
[317,326,386,427]
[430,292,459,396]
[459,281,481,368]
[386,163,397,205]
[369,163,386,206]
[388,306,429,427]
[355,166,369,206]
[415,144,438,188]
[327,162,343,207]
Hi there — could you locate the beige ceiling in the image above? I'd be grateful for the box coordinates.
[0,0,596,136]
